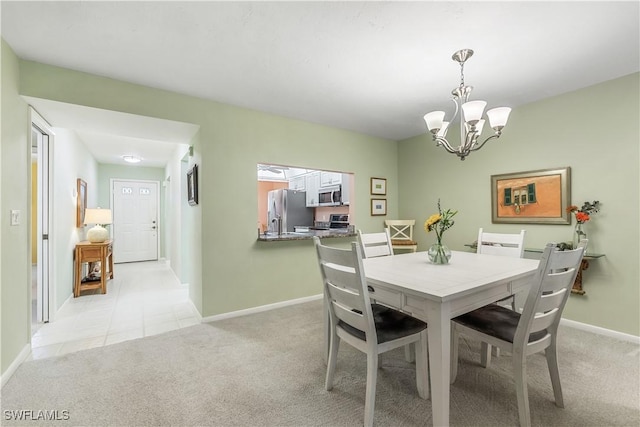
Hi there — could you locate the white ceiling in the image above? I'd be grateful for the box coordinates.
[3,1,639,166]
[25,97,199,167]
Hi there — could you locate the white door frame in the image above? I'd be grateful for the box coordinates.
[110,178,161,262]
[29,107,54,325]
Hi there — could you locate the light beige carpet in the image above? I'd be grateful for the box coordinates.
[1,300,639,426]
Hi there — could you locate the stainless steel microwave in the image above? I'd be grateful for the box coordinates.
[318,185,342,206]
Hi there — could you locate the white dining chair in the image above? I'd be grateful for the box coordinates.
[357,229,394,259]
[357,228,414,362]
[451,240,587,427]
[476,228,526,260]
[314,237,429,427]
[385,220,418,253]
[476,228,526,362]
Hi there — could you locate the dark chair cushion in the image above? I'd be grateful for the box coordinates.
[339,304,427,344]
[453,304,547,343]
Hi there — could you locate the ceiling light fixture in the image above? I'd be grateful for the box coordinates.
[122,155,141,164]
[423,49,511,161]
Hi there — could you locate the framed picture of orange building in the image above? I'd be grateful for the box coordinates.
[491,167,571,224]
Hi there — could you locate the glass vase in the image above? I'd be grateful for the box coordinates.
[573,222,587,249]
[428,243,451,265]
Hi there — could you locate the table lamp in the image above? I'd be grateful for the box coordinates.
[84,208,112,243]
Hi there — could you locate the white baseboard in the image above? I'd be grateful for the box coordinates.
[202,294,323,323]
[560,318,640,344]
[188,297,203,322]
[0,344,31,389]
[198,294,639,345]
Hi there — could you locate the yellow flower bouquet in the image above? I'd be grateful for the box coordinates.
[424,199,457,264]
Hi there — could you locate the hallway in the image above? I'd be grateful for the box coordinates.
[29,261,199,360]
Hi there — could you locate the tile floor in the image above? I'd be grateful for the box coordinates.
[29,260,200,361]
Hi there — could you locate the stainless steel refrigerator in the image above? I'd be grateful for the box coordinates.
[267,189,314,233]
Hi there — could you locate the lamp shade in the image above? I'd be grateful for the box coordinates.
[84,208,112,226]
[462,100,487,123]
[436,121,450,138]
[486,107,512,128]
[424,111,445,132]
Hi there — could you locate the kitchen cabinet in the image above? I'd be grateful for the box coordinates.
[306,171,320,207]
[288,175,306,191]
[320,171,342,187]
[341,173,350,205]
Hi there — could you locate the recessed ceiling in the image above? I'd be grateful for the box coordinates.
[25,97,199,168]
[3,1,639,149]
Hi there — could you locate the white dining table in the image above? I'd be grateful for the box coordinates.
[361,250,539,427]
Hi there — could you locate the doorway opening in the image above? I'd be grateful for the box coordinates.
[30,107,54,335]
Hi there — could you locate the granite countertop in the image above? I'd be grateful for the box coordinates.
[257,229,356,242]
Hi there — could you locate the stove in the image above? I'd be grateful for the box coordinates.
[313,214,349,231]
[329,214,349,229]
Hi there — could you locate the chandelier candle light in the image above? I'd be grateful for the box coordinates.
[424,49,511,160]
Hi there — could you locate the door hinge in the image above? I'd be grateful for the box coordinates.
[42,234,49,240]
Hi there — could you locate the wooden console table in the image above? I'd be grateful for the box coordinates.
[74,239,114,297]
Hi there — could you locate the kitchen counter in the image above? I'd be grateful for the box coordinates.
[257,229,356,242]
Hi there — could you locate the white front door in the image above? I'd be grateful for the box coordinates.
[113,180,159,263]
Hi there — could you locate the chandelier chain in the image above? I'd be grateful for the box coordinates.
[459,62,465,91]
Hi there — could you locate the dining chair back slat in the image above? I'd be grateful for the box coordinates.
[323,267,363,295]
[327,297,369,333]
[357,229,394,259]
[536,289,566,313]
[476,228,526,258]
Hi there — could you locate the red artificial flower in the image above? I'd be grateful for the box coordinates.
[575,212,590,223]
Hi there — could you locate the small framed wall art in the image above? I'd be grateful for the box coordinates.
[187,164,199,206]
[370,177,387,195]
[371,198,387,216]
[76,178,87,227]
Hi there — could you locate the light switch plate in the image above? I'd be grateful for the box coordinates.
[10,210,21,226]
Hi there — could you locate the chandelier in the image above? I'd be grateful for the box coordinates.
[423,49,511,161]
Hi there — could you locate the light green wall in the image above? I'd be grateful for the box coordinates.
[398,73,640,336]
[50,128,98,310]
[204,107,397,316]
[97,163,166,258]
[1,40,30,373]
[17,59,398,320]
